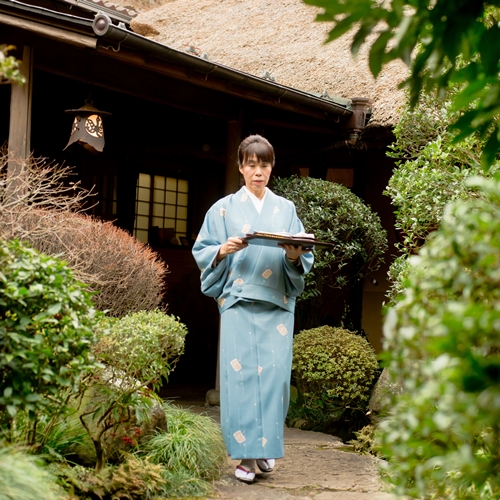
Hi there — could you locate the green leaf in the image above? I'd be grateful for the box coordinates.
[369,31,394,77]
[6,405,17,417]
[481,130,500,172]
[24,393,41,402]
[478,24,500,74]
[325,15,362,44]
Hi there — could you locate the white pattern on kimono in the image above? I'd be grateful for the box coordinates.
[220,208,226,217]
[241,192,248,202]
[230,359,242,371]
[234,278,244,284]
[241,223,251,233]
[277,324,288,336]
[273,206,280,214]
[262,269,273,279]
[258,366,263,375]
[261,437,267,446]
[233,430,246,443]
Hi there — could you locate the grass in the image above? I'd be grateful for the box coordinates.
[0,446,66,500]
[143,402,227,481]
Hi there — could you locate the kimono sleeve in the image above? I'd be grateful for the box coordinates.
[282,204,314,298]
[191,205,230,298]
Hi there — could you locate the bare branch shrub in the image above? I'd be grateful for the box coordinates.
[0,151,168,317]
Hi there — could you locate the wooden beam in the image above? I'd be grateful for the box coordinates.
[8,44,33,170]
[95,44,346,123]
[31,39,240,122]
[0,13,97,49]
[225,115,243,195]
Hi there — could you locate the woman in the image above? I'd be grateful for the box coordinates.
[192,135,313,483]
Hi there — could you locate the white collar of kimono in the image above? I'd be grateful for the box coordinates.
[243,186,268,213]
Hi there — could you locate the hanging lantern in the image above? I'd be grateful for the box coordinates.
[64,99,111,154]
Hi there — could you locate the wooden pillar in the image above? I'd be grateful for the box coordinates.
[224,116,243,195]
[215,116,243,392]
[8,45,33,173]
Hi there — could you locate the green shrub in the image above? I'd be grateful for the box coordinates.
[272,176,387,329]
[0,239,100,446]
[143,402,226,481]
[379,175,500,498]
[384,89,500,306]
[292,326,379,404]
[0,447,66,500]
[385,137,489,253]
[348,424,381,457]
[76,310,188,471]
[51,403,224,499]
[0,45,25,84]
[52,456,214,499]
[94,310,187,386]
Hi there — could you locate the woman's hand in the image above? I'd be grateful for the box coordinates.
[217,237,248,261]
[281,244,311,263]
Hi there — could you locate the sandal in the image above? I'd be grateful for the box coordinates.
[235,465,255,483]
[256,458,275,473]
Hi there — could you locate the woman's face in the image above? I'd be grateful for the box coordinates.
[239,153,273,199]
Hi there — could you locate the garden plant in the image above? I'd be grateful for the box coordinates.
[0,153,168,317]
[0,238,101,451]
[48,402,226,499]
[0,446,66,500]
[0,44,25,84]
[384,88,500,305]
[288,325,379,440]
[378,175,500,498]
[304,1,500,169]
[75,310,188,472]
[0,159,226,497]
[272,176,387,330]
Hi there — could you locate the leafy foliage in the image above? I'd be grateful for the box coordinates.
[378,175,500,498]
[383,89,500,305]
[272,176,387,328]
[94,310,187,389]
[143,402,226,481]
[76,310,187,471]
[50,403,224,498]
[3,410,89,463]
[348,424,381,457]
[53,456,215,499]
[0,45,25,84]
[288,326,378,440]
[0,239,101,446]
[0,446,66,500]
[292,326,379,404]
[304,0,500,168]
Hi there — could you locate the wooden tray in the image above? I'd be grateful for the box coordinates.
[242,232,334,251]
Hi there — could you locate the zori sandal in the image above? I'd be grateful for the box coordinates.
[235,465,255,483]
[256,458,275,473]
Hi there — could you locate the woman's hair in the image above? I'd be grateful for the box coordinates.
[238,135,275,167]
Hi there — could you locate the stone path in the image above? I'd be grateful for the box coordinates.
[173,398,400,500]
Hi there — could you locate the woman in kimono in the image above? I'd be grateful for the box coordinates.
[192,135,313,483]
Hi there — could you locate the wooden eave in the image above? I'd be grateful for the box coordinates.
[0,0,356,125]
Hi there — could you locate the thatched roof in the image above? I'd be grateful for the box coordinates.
[130,0,409,131]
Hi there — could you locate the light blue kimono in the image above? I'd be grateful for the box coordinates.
[192,187,313,459]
